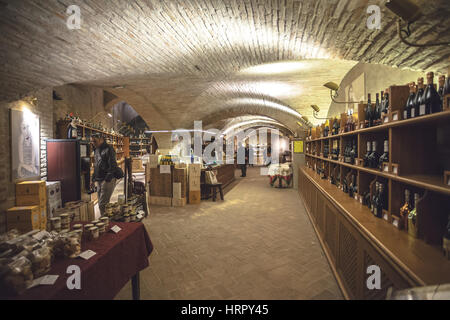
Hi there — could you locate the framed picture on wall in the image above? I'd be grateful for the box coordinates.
[10,109,40,181]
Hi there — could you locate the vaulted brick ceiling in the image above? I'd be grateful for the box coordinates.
[1,0,449,130]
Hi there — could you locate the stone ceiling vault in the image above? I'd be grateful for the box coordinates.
[0,0,449,130]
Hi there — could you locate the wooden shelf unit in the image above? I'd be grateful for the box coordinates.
[299,167,450,299]
[129,136,153,157]
[56,120,129,167]
[303,108,450,298]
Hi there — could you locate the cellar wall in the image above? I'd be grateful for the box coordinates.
[0,87,53,233]
[53,84,112,129]
[327,62,423,118]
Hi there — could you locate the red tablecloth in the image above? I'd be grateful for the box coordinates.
[7,222,153,300]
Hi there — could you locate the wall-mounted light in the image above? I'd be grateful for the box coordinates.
[107,113,112,118]
[386,0,449,47]
[323,82,360,105]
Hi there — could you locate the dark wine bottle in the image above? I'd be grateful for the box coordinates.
[332,117,339,135]
[365,94,373,128]
[375,183,385,219]
[383,90,390,115]
[363,142,371,167]
[422,72,442,114]
[412,77,424,118]
[350,140,357,165]
[378,140,389,171]
[374,93,381,125]
[371,182,378,214]
[368,141,379,169]
[404,82,416,120]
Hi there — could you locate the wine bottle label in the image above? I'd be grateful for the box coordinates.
[419,104,425,115]
[411,109,415,118]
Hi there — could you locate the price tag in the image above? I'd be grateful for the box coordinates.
[383,214,388,221]
[411,109,415,118]
[110,225,122,233]
[392,220,399,228]
[160,165,171,174]
[28,275,59,289]
[79,250,97,260]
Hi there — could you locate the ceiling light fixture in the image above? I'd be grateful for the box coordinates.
[227,98,302,119]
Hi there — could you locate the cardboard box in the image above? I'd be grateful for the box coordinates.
[39,205,47,230]
[173,183,182,200]
[188,164,202,192]
[132,158,144,172]
[7,206,41,233]
[87,201,95,222]
[47,199,63,219]
[149,155,159,168]
[16,193,47,207]
[16,180,45,196]
[173,168,187,197]
[46,181,61,203]
[149,196,172,206]
[188,191,201,204]
[172,197,186,207]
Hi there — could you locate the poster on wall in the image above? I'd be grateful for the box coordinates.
[10,109,40,180]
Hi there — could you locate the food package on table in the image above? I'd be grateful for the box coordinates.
[63,234,81,259]
[27,246,52,278]
[0,256,34,295]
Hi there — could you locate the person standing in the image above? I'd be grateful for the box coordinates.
[90,133,119,216]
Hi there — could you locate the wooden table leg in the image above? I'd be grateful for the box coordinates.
[131,272,141,300]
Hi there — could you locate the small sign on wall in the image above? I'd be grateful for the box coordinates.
[293,140,304,153]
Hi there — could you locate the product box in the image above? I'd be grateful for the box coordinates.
[16,180,47,207]
[172,197,186,207]
[149,155,159,168]
[7,206,41,233]
[46,181,61,204]
[188,190,201,204]
[173,183,182,200]
[188,164,202,192]
[39,205,47,230]
[47,199,63,220]
[149,196,172,206]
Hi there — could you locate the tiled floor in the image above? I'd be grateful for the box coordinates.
[115,167,343,300]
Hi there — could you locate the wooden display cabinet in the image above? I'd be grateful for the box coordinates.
[303,109,450,298]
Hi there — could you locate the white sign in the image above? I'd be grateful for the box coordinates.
[111,225,122,233]
[160,165,171,174]
[78,250,96,260]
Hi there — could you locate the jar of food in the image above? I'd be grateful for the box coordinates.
[100,217,109,227]
[50,217,61,232]
[72,229,83,241]
[91,219,100,225]
[123,214,130,223]
[73,224,83,231]
[130,213,137,222]
[96,222,106,234]
[87,227,99,241]
[60,213,70,225]
[84,223,94,230]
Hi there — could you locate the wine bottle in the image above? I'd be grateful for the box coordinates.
[438,75,445,99]
[408,193,420,237]
[404,82,416,120]
[350,140,357,165]
[365,94,373,128]
[332,117,339,135]
[412,77,425,118]
[375,183,385,219]
[422,72,442,114]
[399,189,412,231]
[371,182,379,214]
[368,141,379,168]
[374,93,381,125]
[363,142,371,167]
[344,141,351,163]
[378,140,389,171]
[381,90,389,118]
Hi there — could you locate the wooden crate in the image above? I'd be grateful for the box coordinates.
[150,167,172,197]
[172,197,186,207]
[188,190,201,204]
[7,206,41,233]
[149,196,172,206]
[16,180,47,207]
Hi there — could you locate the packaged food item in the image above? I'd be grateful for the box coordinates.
[72,224,83,231]
[91,219,100,225]
[50,217,61,232]
[123,214,130,223]
[96,222,106,234]
[130,213,137,222]
[27,246,52,277]
[87,227,99,241]
[63,234,81,258]
[100,217,109,226]
[0,256,33,295]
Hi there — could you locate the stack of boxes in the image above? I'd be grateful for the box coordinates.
[46,181,62,229]
[172,167,187,207]
[188,164,202,204]
[7,181,47,232]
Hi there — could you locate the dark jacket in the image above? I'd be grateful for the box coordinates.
[92,142,118,182]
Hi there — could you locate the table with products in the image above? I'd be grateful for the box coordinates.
[3,222,153,300]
